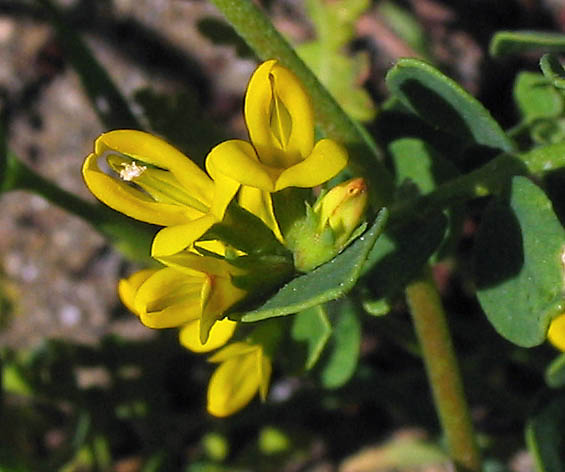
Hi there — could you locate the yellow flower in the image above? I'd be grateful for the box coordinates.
[117,253,243,345]
[118,268,157,314]
[207,341,272,417]
[548,313,565,351]
[83,130,239,257]
[178,318,236,353]
[206,59,348,236]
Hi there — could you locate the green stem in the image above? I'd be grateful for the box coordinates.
[1,152,156,262]
[405,266,481,472]
[208,0,394,207]
[2,152,102,221]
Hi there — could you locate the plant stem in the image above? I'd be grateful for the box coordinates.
[405,266,481,472]
[2,152,101,220]
[208,0,394,207]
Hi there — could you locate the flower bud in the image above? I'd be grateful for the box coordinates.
[284,178,369,272]
[314,177,369,248]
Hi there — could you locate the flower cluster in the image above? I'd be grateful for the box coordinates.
[83,60,368,416]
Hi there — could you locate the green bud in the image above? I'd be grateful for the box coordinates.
[313,177,369,247]
[285,178,369,272]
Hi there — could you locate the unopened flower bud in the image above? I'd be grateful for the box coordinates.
[314,177,368,248]
[284,178,369,272]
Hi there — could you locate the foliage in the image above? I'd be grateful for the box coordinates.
[296,0,376,122]
[4,1,565,471]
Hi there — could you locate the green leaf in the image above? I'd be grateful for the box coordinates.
[386,58,515,152]
[388,138,461,259]
[540,53,565,90]
[230,254,294,297]
[490,31,565,58]
[362,212,447,299]
[238,209,388,322]
[513,72,563,124]
[319,298,361,388]
[531,119,565,145]
[545,353,565,388]
[526,392,565,472]
[291,306,332,370]
[296,0,376,122]
[36,0,140,130]
[475,176,565,347]
[389,138,459,194]
[521,141,565,175]
[303,0,369,55]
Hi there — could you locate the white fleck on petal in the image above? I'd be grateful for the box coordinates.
[119,161,147,181]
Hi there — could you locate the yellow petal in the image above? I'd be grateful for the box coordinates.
[151,214,218,257]
[139,303,200,329]
[200,276,246,344]
[194,240,227,257]
[207,351,261,417]
[208,342,258,363]
[158,252,243,277]
[178,318,236,353]
[149,254,246,343]
[118,269,158,315]
[208,172,241,221]
[245,60,314,168]
[206,139,276,192]
[238,186,282,240]
[83,153,190,226]
[105,154,210,213]
[275,138,348,191]
[134,267,203,328]
[95,130,214,205]
[548,313,565,351]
